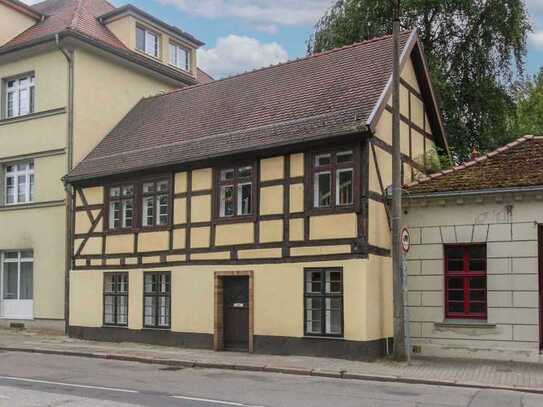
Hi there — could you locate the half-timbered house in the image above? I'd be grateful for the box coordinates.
[64,30,447,360]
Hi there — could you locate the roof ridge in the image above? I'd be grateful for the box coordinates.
[143,30,415,101]
[69,0,84,30]
[405,135,535,189]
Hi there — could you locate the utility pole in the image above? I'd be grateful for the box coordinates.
[392,0,408,362]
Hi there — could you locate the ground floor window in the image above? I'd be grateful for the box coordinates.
[144,272,171,329]
[445,245,487,319]
[103,273,128,326]
[1,251,33,300]
[304,268,343,337]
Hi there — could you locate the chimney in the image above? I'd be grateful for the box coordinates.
[471,146,480,160]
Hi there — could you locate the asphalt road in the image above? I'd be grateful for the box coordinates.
[0,351,542,407]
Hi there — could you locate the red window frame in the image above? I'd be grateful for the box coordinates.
[444,244,487,320]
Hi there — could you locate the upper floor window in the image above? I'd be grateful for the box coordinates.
[106,178,170,232]
[142,180,170,227]
[217,165,255,219]
[108,185,134,230]
[5,74,35,119]
[170,42,190,72]
[4,161,34,205]
[136,26,159,58]
[312,149,354,209]
[445,245,487,320]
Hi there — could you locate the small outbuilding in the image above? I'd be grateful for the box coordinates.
[404,135,543,362]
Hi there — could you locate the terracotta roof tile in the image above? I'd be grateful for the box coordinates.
[406,135,543,194]
[67,31,415,181]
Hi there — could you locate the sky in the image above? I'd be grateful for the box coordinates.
[24,0,543,79]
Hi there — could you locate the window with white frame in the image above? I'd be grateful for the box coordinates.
[5,74,35,119]
[312,149,354,209]
[142,180,170,227]
[170,42,190,71]
[4,161,34,205]
[108,185,134,230]
[2,251,33,301]
[136,26,160,58]
[218,165,254,218]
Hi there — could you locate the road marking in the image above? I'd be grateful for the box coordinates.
[171,395,265,406]
[0,376,139,394]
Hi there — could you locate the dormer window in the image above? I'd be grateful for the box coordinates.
[136,25,159,58]
[170,42,191,72]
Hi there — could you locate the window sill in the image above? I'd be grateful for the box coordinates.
[0,107,66,126]
[303,335,345,341]
[167,63,194,77]
[213,215,257,225]
[307,206,356,216]
[435,320,496,329]
[102,325,128,329]
[142,327,171,332]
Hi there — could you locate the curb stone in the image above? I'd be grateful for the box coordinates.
[1,346,543,395]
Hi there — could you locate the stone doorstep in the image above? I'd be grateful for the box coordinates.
[1,345,543,395]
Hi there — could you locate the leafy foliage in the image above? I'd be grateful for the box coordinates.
[509,68,543,137]
[308,0,531,160]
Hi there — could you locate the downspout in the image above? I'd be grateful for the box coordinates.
[56,34,74,336]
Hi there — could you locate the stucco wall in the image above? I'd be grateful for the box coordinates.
[404,197,541,361]
[72,47,174,164]
[0,4,36,47]
[69,258,392,343]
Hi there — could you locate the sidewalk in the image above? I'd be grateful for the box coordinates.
[1,329,543,394]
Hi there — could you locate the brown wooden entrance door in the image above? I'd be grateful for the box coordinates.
[539,226,543,351]
[223,277,249,351]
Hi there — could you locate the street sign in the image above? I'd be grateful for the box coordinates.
[401,228,410,253]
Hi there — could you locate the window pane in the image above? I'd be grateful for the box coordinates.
[136,26,145,51]
[157,195,169,225]
[306,271,321,293]
[109,201,121,229]
[143,182,155,193]
[470,291,486,301]
[20,250,33,259]
[315,154,331,167]
[170,43,177,65]
[448,290,464,301]
[468,245,486,259]
[445,246,464,259]
[469,259,485,272]
[122,185,133,197]
[29,86,35,114]
[447,259,464,272]
[144,296,155,326]
[7,91,15,118]
[337,151,353,163]
[326,297,342,335]
[326,271,342,293]
[29,174,34,201]
[238,166,252,178]
[104,295,115,324]
[5,175,14,204]
[142,196,155,226]
[221,169,234,181]
[20,261,33,300]
[447,278,463,289]
[447,302,464,313]
[157,181,169,192]
[122,199,133,228]
[337,169,353,206]
[110,187,121,198]
[469,303,485,314]
[104,274,115,293]
[18,175,26,202]
[144,274,153,293]
[3,262,18,299]
[470,277,486,290]
[118,295,128,325]
[145,31,158,56]
[305,298,322,334]
[158,296,169,327]
[314,172,331,208]
[237,183,252,215]
[220,185,234,217]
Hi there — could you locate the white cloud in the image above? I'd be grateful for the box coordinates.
[529,31,543,49]
[198,34,288,78]
[156,0,332,28]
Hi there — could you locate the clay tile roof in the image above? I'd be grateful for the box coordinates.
[3,0,124,50]
[66,31,417,182]
[406,135,543,194]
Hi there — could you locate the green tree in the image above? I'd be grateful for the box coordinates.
[509,68,543,137]
[308,0,531,160]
